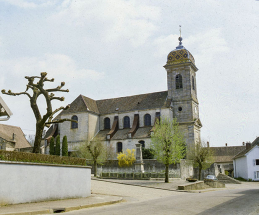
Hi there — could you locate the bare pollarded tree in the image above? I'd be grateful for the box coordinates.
[2,72,74,153]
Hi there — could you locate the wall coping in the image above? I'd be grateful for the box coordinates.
[0,160,92,169]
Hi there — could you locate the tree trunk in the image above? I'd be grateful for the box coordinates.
[165,163,169,183]
[33,124,44,153]
[94,160,97,177]
[198,164,202,180]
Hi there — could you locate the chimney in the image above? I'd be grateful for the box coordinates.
[225,143,227,147]
[242,142,245,146]
[246,142,252,150]
[13,133,16,141]
[207,141,210,147]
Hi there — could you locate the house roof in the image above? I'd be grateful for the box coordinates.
[59,91,169,116]
[211,146,246,163]
[233,137,259,159]
[0,124,31,149]
[0,96,13,120]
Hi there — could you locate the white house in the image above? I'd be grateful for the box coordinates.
[233,137,259,181]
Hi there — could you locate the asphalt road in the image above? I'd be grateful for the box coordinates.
[63,180,259,215]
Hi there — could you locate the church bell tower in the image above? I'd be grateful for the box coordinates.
[164,36,202,148]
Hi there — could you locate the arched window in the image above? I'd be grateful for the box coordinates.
[123,116,130,128]
[144,114,151,126]
[117,142,123,153]
[71,115,78,129]
[139,140,145,148]
[192,76,195,90]
[176,74,183,89]
[104,117,110,130]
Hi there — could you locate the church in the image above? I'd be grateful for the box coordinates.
[44,36,202,155]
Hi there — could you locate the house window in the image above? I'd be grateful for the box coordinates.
[256,159,259,165]
[139,140,145,148]
[144,114,151,126]
[192,76,195,90]
[104,117,110,130]
[123,116,130,128]
[117,142,122,153]
[71,115,78,129]
[255,171,259,179]
[176,74,183,89]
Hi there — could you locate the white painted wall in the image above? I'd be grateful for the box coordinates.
[0,161,91,204]
[234,156,247,179]
[247,146,259,181]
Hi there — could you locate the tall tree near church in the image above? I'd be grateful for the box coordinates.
[151,117,186,183]
[74,139,115,176]
[1,72,73,153]
[62,135,68,156]
[55,135,61,156]
[188,141,214,180]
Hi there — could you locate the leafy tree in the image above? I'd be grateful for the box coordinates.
[117,149,136,167]
[55,135,60,156]
[49,137,55,155]
[74,139,114,176]
[142,148,155,159]
[1,72,74,153]
[188,141,214,180]
[62,135,68,156]
[151,117,186,183]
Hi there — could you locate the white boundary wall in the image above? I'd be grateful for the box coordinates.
[0,161,91,204]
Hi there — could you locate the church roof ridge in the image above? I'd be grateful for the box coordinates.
[95,90,168,102]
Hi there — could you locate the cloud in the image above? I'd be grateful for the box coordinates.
[0,0,56,8]
[52,0,160,47]
[0,53,104,83]
[153,28,229,64]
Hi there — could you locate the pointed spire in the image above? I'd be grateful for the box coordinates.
[176,25,184,50]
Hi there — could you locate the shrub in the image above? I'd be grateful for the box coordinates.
[142,148,155,159]
[49,137,55,155]
[55,135,60,156]
[62,136,68,156]
[117,149,136,167]
[0,150,86,166]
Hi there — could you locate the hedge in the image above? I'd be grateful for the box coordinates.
[0,150,86,166]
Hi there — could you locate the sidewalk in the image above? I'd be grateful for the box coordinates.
[0,194,123,215]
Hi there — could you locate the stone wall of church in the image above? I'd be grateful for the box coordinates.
[99,108,171,131]
[88,113,99,141]
[59,112,89,150]
[109,138,152,153]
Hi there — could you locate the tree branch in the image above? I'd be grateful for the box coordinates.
[1,89,32,99]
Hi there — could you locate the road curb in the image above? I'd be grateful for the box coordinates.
[0,197,123,215]
[64,197,124,212]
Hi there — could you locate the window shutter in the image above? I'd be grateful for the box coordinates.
[253,159,256,166]
[254,171,257,179]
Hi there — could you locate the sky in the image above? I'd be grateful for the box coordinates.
[0,0,258,147]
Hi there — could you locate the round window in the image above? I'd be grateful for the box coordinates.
[178,107,182,111]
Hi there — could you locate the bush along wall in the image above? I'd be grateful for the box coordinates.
[0,150,86,166]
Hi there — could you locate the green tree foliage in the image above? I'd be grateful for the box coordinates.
[49,137,55,155]
[73,139,115,176]
[62,135,68,156]
[188,141,214,180]
[55,135,60,156]
[117,149,136,167]
[142,148,155,159]
[151,117,186,183]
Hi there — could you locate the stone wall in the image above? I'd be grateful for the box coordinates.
[97,159,193,179]
[0,161,91,204]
